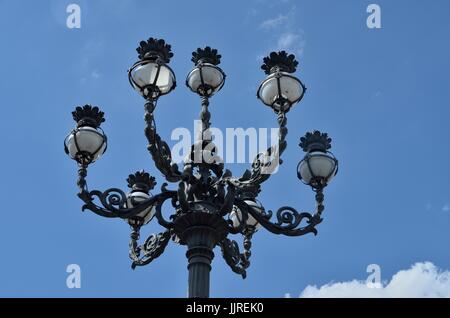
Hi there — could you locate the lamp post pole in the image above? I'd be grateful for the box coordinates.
[180,214,226,298]
[64,37,339,298]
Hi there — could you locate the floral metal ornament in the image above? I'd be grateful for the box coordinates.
[261,51,299,74]
[299,130,332,152]
[136,37,174,62]
[127,170,157,192]
[191,46,222,65]
[72,105,105,128]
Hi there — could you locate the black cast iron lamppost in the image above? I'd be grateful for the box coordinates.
[64,37,338,298]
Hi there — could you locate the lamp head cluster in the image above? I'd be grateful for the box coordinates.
[128,38,305,110]
[66,37,337,189]
[63,37,339,292]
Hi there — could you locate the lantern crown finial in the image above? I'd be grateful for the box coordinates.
[126,170,157,193]
[72,105,105,128]
[136,38,174,63]
[299,131,332,153]
[261,51,298,75]
[191,46,222,66]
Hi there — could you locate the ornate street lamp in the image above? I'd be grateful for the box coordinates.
[64,37,338,298]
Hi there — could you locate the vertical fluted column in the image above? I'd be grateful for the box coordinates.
[184,226,217,298]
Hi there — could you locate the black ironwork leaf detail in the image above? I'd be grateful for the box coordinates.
[137,37,174,62]
[299,130,332,152]
[130,231,171,269]
[191,46,222,65]
[219,238,249,279]
[144,102,182,183]
[126,170,157,191]
[261,51,298,75]
[72,105,105,128]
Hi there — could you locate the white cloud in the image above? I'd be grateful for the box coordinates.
[277,31,305,56]
[299,262,450,298]
[258,7,305,57]
[260,14,289,30]
[91,69,100,79]
[442,205,450,212]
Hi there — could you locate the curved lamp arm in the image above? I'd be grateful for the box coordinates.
[219,232,253,279]
[144,100,183,183]
[76,164,177,224]
[129,226,172,269]
[225,112,288,196]
[233,187,325,237]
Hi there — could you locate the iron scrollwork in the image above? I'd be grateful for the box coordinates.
[219,233,253,279]
[144,100,183,183]
[73,115,328,277]
[249,205,322,237]
[66,38,338,289]
[76,165,178,225]
[226,112,289,197]
[129,228,172,269]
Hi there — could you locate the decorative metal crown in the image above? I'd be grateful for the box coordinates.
[191,46,222,65]
[261,51,298,75]
[127,170,157,192]
[136,38,174,63]
[72,105,105,128]
[299,131,332,153]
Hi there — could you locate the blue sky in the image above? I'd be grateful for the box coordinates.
[0,0,449,297]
